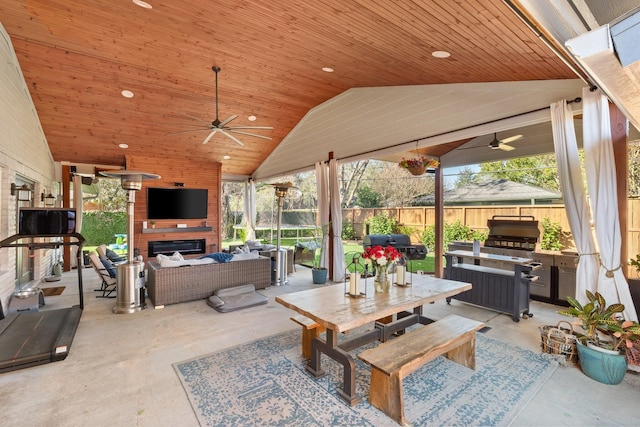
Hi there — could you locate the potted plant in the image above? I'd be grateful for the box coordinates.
[398,156,439,176]
[311,229,328,285]
[559,290,640,384]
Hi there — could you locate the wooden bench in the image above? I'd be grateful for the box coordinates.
[290,315,326,360]
[358,314,485,425]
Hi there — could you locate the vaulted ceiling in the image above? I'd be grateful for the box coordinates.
[1,0,636,180]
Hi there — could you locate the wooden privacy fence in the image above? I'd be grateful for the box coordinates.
[342,199,640,261]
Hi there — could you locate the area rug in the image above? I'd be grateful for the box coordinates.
[41,286,65,296]
[174,329,557,426]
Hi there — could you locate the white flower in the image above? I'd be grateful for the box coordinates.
[376,257,387,266]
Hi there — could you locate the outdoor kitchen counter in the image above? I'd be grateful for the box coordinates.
[444,250,539,322]
[445,249,536,267]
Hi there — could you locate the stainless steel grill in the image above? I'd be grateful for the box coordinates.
[484,215,540,251]
[363,234,427,260]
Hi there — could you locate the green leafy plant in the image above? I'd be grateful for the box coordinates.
[367,213,400,235]
[342,222,356,240]
[541,217,562,251]
[559,290,640,351]
[420,221,485,253]
[629,254,640,278]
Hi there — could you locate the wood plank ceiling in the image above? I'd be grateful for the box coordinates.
[0,0,579,178]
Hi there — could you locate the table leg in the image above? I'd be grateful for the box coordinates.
[305,328,361,406]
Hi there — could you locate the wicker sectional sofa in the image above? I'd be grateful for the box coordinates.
[146,256,271,307]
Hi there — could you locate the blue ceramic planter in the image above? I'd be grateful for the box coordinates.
[576,341,627,385]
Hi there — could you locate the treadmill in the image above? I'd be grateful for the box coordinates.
[0,230,84,373]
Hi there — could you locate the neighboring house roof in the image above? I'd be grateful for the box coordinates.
[414,179,562,205]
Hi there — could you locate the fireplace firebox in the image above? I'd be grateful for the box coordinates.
[148,239,206,257]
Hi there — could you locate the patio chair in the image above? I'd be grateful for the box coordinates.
[89,253,116,298]
[97,244,126,264]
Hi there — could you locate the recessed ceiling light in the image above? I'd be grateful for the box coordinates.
[132,0,153,9]
[322,67,334,73]
[121,90,134,98]
[248,115,257,122]
[432,51,451,58]
[223,155,231,160]
[119,143,129,149]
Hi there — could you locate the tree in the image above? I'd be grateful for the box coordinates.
[475,154,563,192]
[93,178,126,211]
[629,140,640,197]
[355,184,381,208]
[453,166,479,189]
[366,161,435,207]
[340,160,370,208]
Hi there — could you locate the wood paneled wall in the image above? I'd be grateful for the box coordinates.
[125,155,222,260]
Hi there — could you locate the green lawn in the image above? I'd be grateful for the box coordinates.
[223,238,435,274]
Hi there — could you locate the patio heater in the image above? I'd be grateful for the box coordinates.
[100,170,160,313]
[271,182,296,286]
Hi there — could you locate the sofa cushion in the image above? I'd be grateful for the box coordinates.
[232,251,260,261]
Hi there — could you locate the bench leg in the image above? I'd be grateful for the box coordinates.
[369,367,405,425]
[301,325,325,360]
[445,332,476,370]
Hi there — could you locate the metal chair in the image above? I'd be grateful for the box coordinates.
[89,253,116,298]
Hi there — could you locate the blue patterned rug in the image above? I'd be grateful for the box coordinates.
[174,328,557,426]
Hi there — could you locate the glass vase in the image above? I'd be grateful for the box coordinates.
[374,265,390,293]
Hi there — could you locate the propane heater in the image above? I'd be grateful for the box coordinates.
[100,170,160,313]
[270,182,296,286]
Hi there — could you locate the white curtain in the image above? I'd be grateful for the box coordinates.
[582,88,638,321]
[329,159,345,281]
[550,99,599,302]
[243,179,256,241]
[72,174,84,267]
[315,162,330,270]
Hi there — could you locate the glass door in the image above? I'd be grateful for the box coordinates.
[15,178,34,290]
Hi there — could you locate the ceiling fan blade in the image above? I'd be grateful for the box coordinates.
[202,130,219,145]
[220,129,245,146]
[226,129,272,140]
[498,144,516,152]
[226,125,274,130]
[218,114,238,128]
[500,134,523,144]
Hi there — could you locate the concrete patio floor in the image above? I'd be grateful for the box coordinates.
[0,265,638,426]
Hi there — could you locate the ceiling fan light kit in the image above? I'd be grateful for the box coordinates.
[488,133,520,151]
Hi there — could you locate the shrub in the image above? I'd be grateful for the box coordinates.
[420,220,485,252]
[81,211,127,246]
[342,222,356,240]
[541,217,563,251]
[367,213,400,235]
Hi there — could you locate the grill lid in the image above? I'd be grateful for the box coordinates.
[484,215,539,250]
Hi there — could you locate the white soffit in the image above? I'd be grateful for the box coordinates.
[252,79,584,180]
[565,24,640,131]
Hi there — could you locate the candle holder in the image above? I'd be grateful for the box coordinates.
[394,256,412,287]
[345,253,367,298]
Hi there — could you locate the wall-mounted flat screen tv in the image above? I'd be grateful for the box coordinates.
[147,187,208,220]
[19,208,77,235]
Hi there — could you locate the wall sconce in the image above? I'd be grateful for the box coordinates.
[41,192,56,207]
[11,183,33,202]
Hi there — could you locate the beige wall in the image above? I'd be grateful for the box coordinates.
[0,24,57,308]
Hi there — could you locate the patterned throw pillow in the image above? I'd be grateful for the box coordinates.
[200,252,234,263]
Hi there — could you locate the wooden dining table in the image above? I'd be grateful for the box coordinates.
[275,275,472,405]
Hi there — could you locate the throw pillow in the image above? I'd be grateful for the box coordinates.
[99,256,117,278]
[200,252,234,263]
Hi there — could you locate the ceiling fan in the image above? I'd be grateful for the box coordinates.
[172,66,273,146]
[488,133,522,151]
